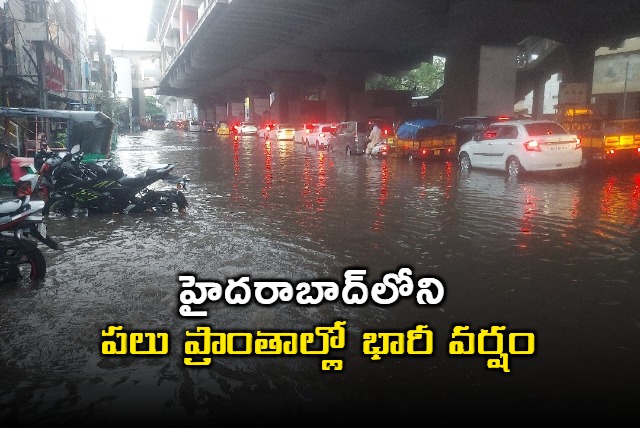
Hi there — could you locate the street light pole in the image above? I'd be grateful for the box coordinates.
[622,60,630,119]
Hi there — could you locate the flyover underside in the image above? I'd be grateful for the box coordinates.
[155,0,640,120]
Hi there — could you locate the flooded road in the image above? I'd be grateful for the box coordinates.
[1,129,640,423]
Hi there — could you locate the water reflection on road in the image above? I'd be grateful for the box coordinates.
[1,129,639,422]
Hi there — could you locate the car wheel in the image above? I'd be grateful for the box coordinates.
[580,154,589,169]
[506,156,522,177]
[459,152,471,170]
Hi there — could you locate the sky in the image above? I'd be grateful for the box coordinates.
[85,0,154,52]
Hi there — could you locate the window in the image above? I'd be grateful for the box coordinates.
[524,122,568,136]
[25,0,46,22]
[483,126,499,139]
[497,125,518,139]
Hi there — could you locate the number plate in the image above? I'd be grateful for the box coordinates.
[434,149,441,155]
[36,222,47,238]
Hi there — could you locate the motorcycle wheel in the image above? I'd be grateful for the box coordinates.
[43,195,78,216]
[0,239,46,283]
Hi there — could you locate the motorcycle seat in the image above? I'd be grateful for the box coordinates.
[0,198,23,214]
[117,175,147,187]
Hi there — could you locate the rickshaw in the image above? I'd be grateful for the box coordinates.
[216,120,230,135]
[0,107,117,193]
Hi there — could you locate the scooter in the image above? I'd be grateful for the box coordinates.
[42,146,189,216]
[369,141,389,157]
[0,195,59,283]
[0,142,39,197]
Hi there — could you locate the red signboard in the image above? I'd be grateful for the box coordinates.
[45,60,65,92]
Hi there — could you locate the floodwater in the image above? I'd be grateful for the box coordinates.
[1,130,639,423]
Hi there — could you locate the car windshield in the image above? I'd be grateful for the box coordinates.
[524,122,568,136]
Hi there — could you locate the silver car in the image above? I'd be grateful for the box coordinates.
[332,121,370,155]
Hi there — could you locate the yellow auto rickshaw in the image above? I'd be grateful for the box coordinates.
[216,121,230,135]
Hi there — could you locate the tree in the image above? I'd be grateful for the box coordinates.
[145,96,164,117]
[366,57,445,96]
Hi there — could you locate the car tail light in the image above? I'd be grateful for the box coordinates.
[497,115,511,121]
[523,140,541,151]
[421,149,427,155]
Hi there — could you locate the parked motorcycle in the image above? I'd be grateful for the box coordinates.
[42,146,189,216]
[12,145,70,201]
[0,142,39,198]
[0,195,59,283]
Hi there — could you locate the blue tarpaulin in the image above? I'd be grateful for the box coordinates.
[395,119,457,140]
[396,119,441,140]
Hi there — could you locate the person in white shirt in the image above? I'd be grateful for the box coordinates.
[366,125,382,155]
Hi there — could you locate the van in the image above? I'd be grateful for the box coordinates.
[332,121,370,155]
[188,120,202,132]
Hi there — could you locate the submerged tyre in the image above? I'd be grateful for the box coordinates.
[43,195,78,216]
[459,152,471,170]
[506,156,523,177]
[0,239,46,283]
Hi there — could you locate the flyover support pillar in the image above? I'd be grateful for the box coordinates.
[531,76,546,119]
[323,67,365,122]
[443,44,518,122]
[271,81,295,124]
[243,82,259,123]
[559,42,597,99]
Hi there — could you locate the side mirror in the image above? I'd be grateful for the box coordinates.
[71,145,80,154]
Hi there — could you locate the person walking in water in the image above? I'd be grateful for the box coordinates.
[366,124,382,155]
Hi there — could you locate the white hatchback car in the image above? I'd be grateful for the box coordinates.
[237,122,258,135]
[188,120,202,132]
[294,123,315,144]
[268,123,295,141]
[306,123,338,149]
[458,119,582,177]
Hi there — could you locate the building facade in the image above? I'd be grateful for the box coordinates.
[0,0,97,109]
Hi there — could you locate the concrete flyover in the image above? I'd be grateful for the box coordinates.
[151,0,640,122]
